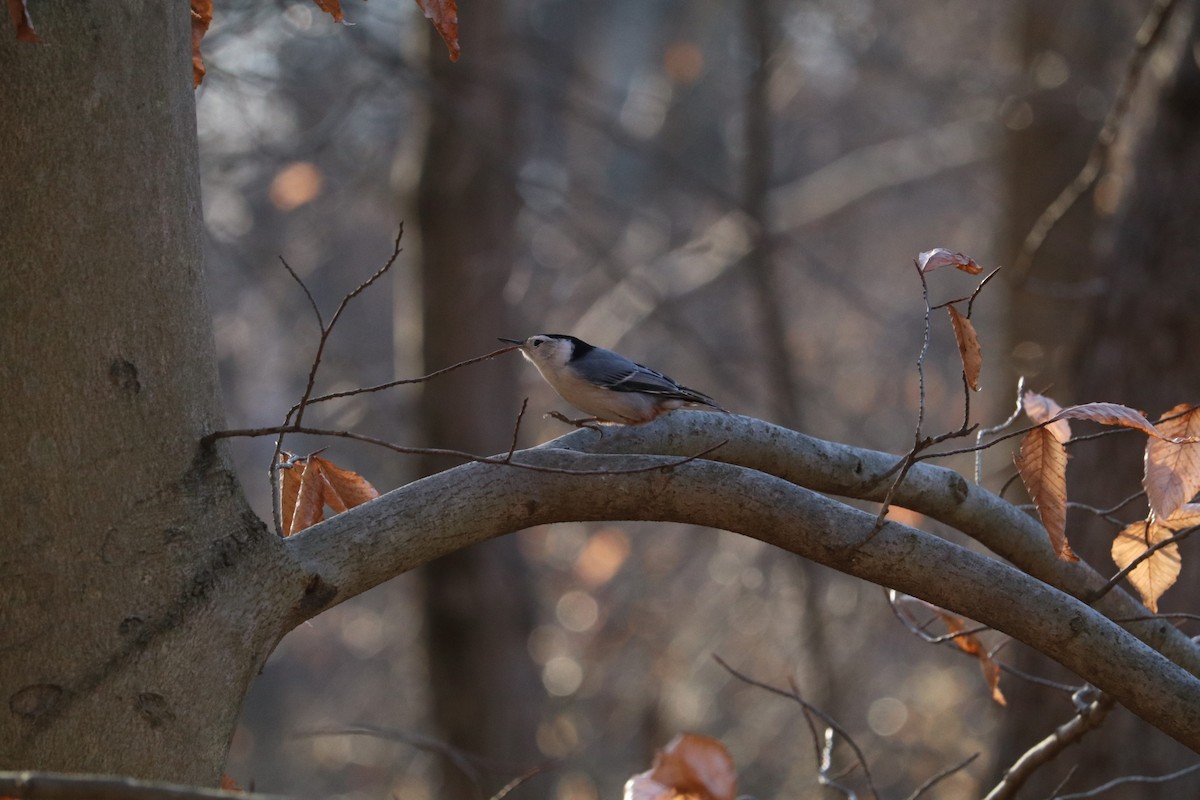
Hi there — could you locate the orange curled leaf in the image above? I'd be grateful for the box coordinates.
[8,0,38,42]
[625,734,736,800]
[946,304,982,391]
[279,452,378,536]
[1144,404,1200,520]
[414,0,460,62]
[1022,390,1071,443]
[191,0,213,87]
[931,609,1005,705]
[917,247,983,275]
[1112,520,1181,613]
[312,0,345,22]
[1015,427,1076,561]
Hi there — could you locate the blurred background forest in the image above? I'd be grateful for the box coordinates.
[198,0,1200,797]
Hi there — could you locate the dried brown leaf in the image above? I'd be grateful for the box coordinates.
[1015,427,1076,561]
[279,453,303,536]
[916,247,983,274]
[946,304,982,391]
[191,0,213,87]
[625,734,736,800]
[931,610,1005,705]
[286,457,327,536]
[7,0,38,42]
[1022,390,1071,443]
[1144,404,1200,521]
[414,0,460,62]
[313,455,379,512]
[1112,520,1181,613]
[312,0,345,22]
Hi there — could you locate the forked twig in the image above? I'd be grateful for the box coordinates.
[713,654,878,800]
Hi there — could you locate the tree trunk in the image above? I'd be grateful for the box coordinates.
[0,2,281,782]
[415,9,545,794]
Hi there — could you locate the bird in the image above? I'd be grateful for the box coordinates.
[499,333,725,425]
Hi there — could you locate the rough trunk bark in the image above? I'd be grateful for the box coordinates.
[0,2,285,783]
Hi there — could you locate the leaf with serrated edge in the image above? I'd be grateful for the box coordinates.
[1112,521,1181,613]
[1015,428,1076,561]
[1050,402,1195,442]
[1144,404,1200,520]
[1022,390,1071,443]
[932,609,1005,705]
[946,304,982,391]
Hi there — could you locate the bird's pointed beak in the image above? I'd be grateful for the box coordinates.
[498,337,524,345]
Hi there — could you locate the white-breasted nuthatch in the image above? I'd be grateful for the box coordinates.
[499,334,725,424]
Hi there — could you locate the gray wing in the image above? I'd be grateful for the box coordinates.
[579,349,721,407]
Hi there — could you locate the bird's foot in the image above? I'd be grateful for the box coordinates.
[545,411,605,435]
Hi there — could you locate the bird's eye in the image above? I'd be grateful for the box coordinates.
[532,339,543,348]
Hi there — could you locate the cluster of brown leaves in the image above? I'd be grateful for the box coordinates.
[279,452,379,537]
[625,734,737,800]
[1016,396,1200,611]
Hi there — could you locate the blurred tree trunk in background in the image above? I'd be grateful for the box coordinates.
[415,7,545,795]
[999,1,1200,793]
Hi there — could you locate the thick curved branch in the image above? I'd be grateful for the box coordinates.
[547,413,1200,676]
[282,432,1200,751]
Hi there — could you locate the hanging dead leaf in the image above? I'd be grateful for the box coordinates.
[1144,404,1200,521]
[1022,390,1071,443]
[313,454,379,512]
[7,0,38,42]
[624,734,736,800]
[946,304,982,391]
[414,0,460,62]
[1015,427,1076,561]
[931,609,1005,705]
[312,0,345,22]
[1112,520,1181,613]
[190,0,213,87]
[916,248,983,275]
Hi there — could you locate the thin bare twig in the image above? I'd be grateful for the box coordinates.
[713,655,878,800]
[209,423,728,479]
[267,225,405,535]
[976,377,1026,483]
[504,398,530,462]
[981,692,1115,800]
[1012,0,1181,283]
[902,752,979,800]
[1053,762,1200,800]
